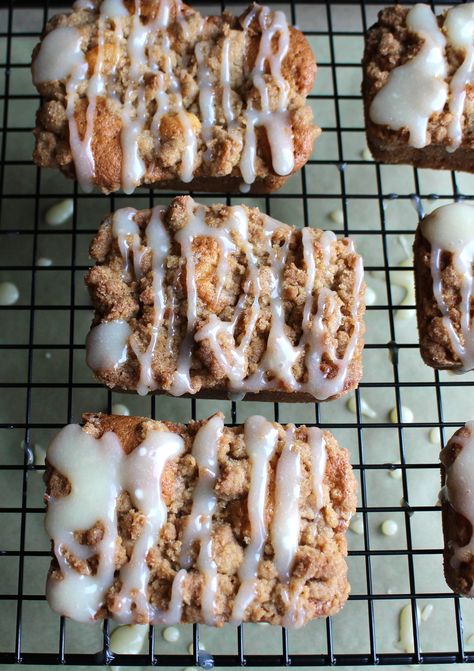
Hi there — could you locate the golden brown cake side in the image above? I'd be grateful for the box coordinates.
[362,5,474,172]
[85,196,366,401]
[32,0,319,194]
[44,412,357,626]
[414,202,474,371]
[440,422,474,597]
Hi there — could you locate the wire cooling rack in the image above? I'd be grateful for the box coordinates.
[1,0,474,667]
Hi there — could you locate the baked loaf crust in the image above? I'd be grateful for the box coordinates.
[440,421,474,597]
[363,4,474,171]
[414,202,474,370]
[44,412,357,626]
[85,196,365,401]
[31,0,319,194]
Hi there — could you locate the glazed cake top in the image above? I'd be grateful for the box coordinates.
[45,413,356,626]
[32,0,317,193]
[86,196,365,401]
[366,3,474,151]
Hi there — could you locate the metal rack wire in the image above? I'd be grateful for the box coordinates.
[0,0,473,666]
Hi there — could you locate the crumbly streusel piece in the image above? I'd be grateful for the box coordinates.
[45,412,357,625]
[85,196,365,401]
[32,0,318,194]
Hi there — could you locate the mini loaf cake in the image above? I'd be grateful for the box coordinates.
[363,3,474,171]
[44,412,357,626]
[31,0,318,194]
[414,202,474,371]
[85,196,365,401]
[440,421,474,597]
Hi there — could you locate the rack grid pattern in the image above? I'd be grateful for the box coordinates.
[0,0,473,667]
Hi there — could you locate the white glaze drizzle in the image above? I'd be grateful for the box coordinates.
[169,201,256,396]
[149,4,199,183]
[195,41,216,156]
[32,22,100,192]
[240,224,363,400]
[119,0,199,190]
[73,0,96,9]
[271,425,301,582]
[120,2,148,194]
[193,206,261,390]
[34,2,299,190]
[221,37,236,127]
[231,416,278,623]
[112,208,143,278]
[244,221,299,389]
[45,423,185,623]
[34,0,198,192]
[370,3,474,151]
[198,215,362,400]
[308,427,327,511]
[109,205,172,396]
[443,420,474,594]
[128,207,170,395]
[369,4,448,149]
[67,38,99,192]
[152,568,187,624]
[88,198,363,401]
[421,202,474,371]
[304,236,364,400]
[45,425,123,622]
[46,415,327,625]
[281,426,327,628]
[112,430,185,623]
[240,4,294,184]
[179,413,223,625]
[444,4,474,151]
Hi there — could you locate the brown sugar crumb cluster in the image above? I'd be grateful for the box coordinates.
[45,412,357,625]
[32,0,319,194]
[85,196,365,402]
[363,5,474,172]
